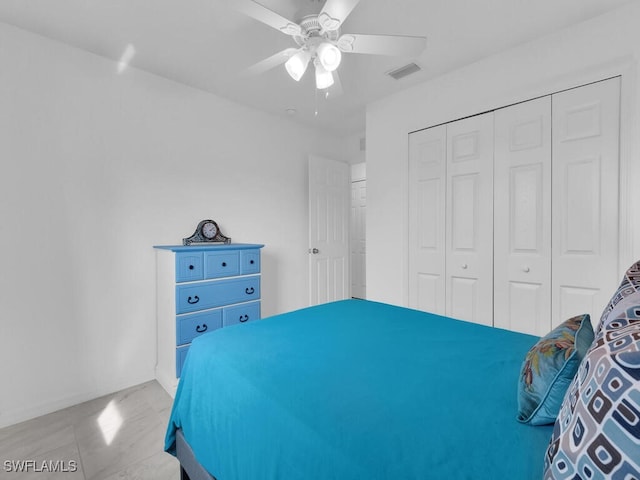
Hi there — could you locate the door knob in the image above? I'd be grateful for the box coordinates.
[523,266,530,273]
[461,263,468,269]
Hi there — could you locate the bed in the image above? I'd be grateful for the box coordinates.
[164,299,556,479]
[165,262,640,480]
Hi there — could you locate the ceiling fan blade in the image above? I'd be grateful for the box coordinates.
[318,0,361,31]
[227,0,301,36]
[337,34,426,57]
[243,48,298,76]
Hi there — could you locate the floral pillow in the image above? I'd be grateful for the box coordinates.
[517,314,594,425]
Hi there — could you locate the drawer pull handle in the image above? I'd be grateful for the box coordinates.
[196,324,208,333]
[187,296,200,304]
[222,262,227,267]
[189,265,194,270]
[245,287,255,295]
[239,314,249,323]
[250,260,255,264]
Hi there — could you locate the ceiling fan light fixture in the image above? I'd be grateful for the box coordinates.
[285,50,311,81]
[316,42,342,72]
[314,59,334,89]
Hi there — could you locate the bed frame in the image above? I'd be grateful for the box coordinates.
[176,429,215,480]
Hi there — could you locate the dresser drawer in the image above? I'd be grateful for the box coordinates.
[175,252,204,283]
[177,309,223,345]
[240,249,261,274]
[205,251,240,278]
[223,301,261,327]
[176,276,261,314]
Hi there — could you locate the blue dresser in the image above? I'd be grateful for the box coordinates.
[154,243,264,396]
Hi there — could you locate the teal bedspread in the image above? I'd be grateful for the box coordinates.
[165,299,552,480]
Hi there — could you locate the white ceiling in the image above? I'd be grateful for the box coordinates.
[0,0,634,135]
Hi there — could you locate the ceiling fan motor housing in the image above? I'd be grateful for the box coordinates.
[293,14,340,49]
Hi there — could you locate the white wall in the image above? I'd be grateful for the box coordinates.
[0,22,346,428]
[344,131,366,165]
[366,2,640,306]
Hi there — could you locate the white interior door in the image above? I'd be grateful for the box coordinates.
[494,96,552,336]
[551,77,620,327]
[350,179,366,299]
[408,125,447,314]
[309,155,350,306]
[446,112,494,326]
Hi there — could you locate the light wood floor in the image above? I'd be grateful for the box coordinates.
[0,381,179,479]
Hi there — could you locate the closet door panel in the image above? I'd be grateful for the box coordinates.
[446,113,494,326]
[552,77,620,327]
[449,276,477,321]
[450,173,478,251]
[557,286,600,324]
[408,126,446,314]
[561,158,601,252]
[494,96,552,336]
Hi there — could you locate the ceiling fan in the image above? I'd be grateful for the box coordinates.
[230,0,427,91]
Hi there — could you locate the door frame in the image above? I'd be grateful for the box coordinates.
[350,162,367,299]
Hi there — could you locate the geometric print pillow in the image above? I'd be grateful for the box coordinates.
[597,260,640,333]
[542,314,640,479]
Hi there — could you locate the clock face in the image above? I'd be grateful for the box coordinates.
[201,222,218,239]
[183,219,230,245]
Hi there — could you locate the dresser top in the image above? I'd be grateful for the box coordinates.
[154,243,264,252]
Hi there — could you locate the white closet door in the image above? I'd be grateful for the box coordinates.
[408,125,446,314]
[446,113,494,326]
[494,96,552,336]
[551,77,620,327]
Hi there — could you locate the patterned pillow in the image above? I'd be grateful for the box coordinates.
[517,314,594,426]
[598,260,640,333]
[543,315,640,479]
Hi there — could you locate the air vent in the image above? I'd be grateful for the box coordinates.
[387,63,421,80]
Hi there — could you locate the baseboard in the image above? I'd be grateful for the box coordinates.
[0,373,155,429]
[155,367,178,399]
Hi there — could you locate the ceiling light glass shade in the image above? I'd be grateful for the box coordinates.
[285,50,311,81]
[316,42,342,72]
[314,60,334,89]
